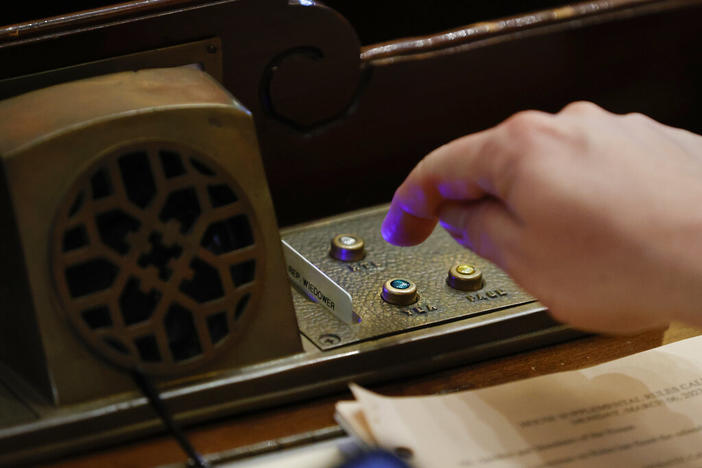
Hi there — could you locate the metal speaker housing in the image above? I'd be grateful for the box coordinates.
[0,67,301,404]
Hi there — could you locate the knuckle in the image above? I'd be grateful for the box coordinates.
[486,139,537,201]
[499,111,558,157]
[560,100,605,115]
[622,111,653,125]
[502,110,551,140]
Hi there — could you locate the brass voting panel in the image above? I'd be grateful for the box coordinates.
[287,207,535,350]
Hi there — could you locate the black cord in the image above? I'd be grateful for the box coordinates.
[131,369,212,468]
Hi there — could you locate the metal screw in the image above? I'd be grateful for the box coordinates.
[206,44,218,54]
[319,334,341,346]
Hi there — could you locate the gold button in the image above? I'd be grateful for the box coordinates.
[381,278,419,305]
[447,264,483,291]
[330,234,365,261]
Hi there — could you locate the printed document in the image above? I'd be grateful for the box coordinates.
[336,335,702,467]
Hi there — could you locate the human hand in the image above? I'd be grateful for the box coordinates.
[382,102,702,333]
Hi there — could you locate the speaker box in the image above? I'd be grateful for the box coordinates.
[0,67,301,405]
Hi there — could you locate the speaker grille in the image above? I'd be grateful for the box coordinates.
[51,142,265,374]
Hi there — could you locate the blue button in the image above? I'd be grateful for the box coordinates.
[390,279,411,290]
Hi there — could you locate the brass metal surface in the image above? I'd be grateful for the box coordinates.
[0,37,223,101]
[0,379,36,428]
[284,206,536,350]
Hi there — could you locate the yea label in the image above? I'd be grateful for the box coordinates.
[399,303,438,317]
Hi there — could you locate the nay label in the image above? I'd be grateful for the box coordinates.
[282,240,356,324]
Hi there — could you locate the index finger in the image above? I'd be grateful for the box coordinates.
[381,124,518,246]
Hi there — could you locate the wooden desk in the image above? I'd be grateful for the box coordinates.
[40,323,701,468]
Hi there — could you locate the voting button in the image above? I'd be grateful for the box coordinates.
[381,278,419,305]
[447,263,484,291]
[330,234,365,261]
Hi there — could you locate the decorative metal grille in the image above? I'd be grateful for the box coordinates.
[51,142,264,375]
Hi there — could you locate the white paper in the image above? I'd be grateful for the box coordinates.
[337,335,702,467]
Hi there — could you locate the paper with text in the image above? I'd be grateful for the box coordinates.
[336,335,702,467]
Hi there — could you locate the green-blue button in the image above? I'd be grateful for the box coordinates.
[382,278,418,305]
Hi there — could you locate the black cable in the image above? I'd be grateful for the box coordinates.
[131,369,212,468]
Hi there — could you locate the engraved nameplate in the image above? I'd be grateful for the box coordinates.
[282,240,356,324]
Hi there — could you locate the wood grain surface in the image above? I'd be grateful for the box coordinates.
[40,322,701,468]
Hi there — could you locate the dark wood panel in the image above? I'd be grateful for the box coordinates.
[2,0,578,42]
[2,1,701,226]
[325,0,576,45]
[260,1,702,225]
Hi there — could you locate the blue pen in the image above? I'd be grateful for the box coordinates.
[336,448,411,468]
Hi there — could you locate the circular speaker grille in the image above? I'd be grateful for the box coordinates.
[51,142,265,375]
